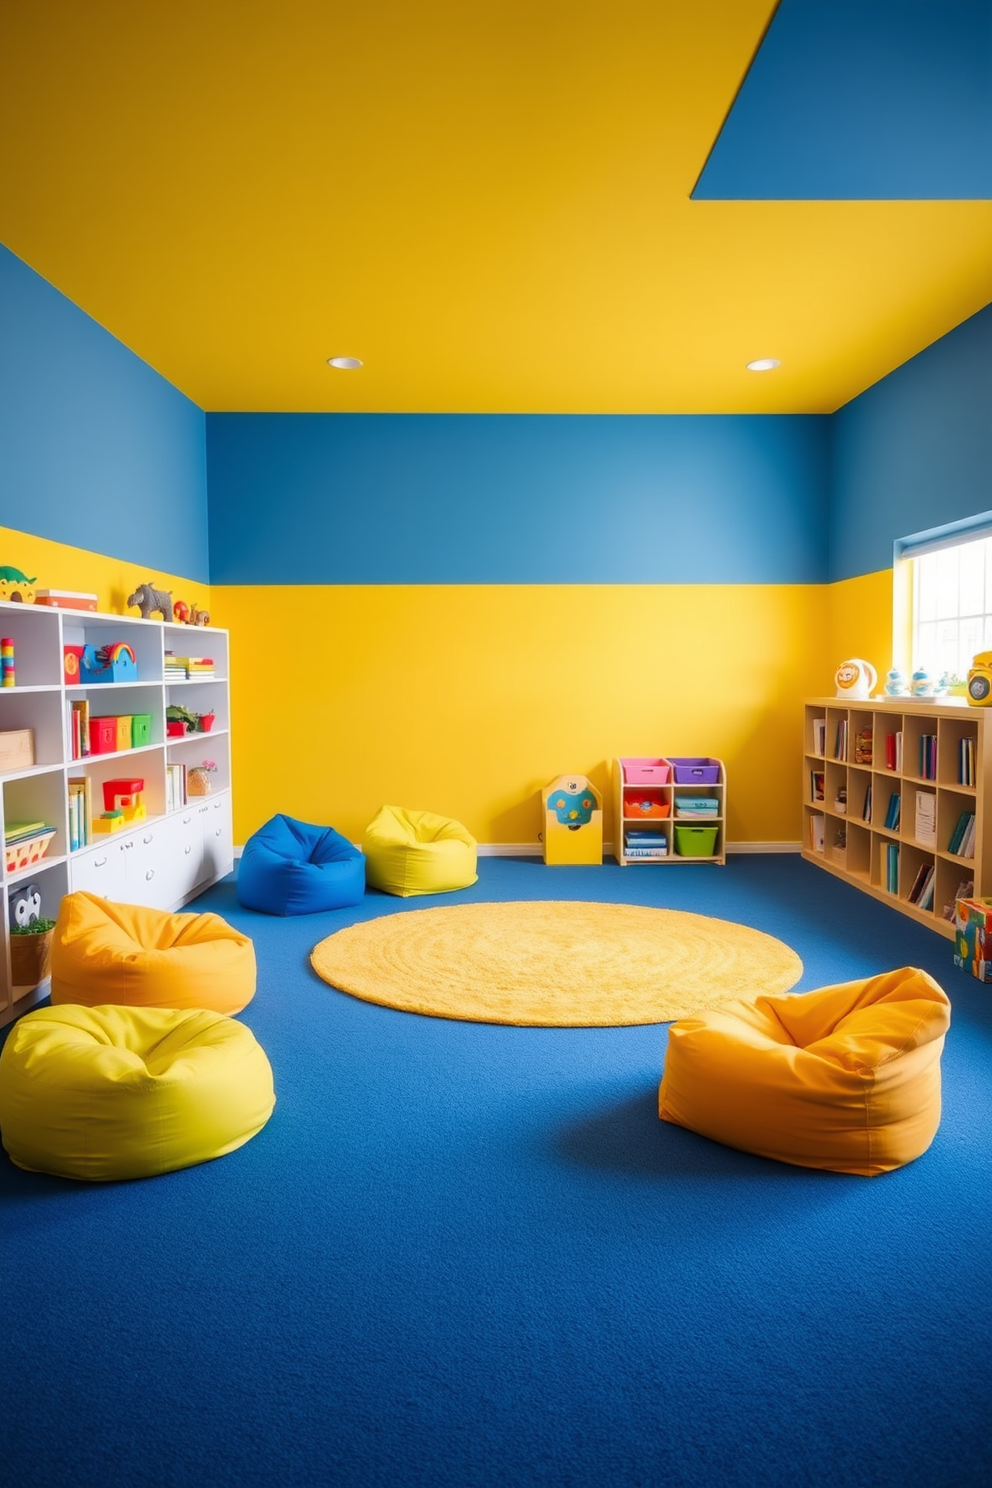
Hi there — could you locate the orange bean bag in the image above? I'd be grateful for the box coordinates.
[50,892,256,1015]
[659,966,950,1176]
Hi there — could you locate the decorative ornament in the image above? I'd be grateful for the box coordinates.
[834,658,877,701]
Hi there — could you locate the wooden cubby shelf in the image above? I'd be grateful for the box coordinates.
[803,696,988,940]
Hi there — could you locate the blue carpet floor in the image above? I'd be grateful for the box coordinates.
[1,855,989,1488]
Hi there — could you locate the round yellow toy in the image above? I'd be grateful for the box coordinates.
[966,650,992,706]
[0,1004,275,1181]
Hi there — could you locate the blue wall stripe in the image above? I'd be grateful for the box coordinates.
[694,0,992,201]
[830,303,992,582]
[0,244,210,583]
[206,413,830,586]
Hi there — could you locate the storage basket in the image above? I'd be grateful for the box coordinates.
[674,825,719,858]
[669,757,721,785]
[621,758,671,786]
[4,829,56,873]
[623,797,671,818]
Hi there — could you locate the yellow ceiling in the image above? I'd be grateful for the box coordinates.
[2,0,991,414]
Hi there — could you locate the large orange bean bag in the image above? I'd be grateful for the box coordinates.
[659,966,950,1176]
[50,892,256,1014]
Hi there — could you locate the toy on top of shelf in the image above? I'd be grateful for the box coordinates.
[173,599,190,623]
[35,590,98,611]
[0,567,37,603]
[127,580,172,620]
[80,642,138,684]
[834,658,877,700]
[966,651,992,707]
[1,636,14,687]
[910,668,933,698]
[190,602,210,627]
[883,668,910,696]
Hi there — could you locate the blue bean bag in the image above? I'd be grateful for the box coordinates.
[237,815,365,915]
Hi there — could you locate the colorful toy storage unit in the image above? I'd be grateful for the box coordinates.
[612,757,726,865]
[541,775,603,865]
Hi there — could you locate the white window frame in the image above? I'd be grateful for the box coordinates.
[894,513,992,683]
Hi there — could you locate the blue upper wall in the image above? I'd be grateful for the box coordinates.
[694,0,992,201]
[830,303,992,582]
[0,245,209,582]
[206,413,830,585]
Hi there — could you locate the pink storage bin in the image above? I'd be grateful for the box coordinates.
[622,757,671,786]
[669,757,721,785]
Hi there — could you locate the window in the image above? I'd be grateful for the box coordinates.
[896,517,992,681]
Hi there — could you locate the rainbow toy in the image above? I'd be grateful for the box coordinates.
[80,642,138,684]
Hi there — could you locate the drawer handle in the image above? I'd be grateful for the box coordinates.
[215,828,222,837]
[184,846,192,855]
[143,835,153,845]
[145,870,154,881]
[183,815,193,824]
[94,856,108,868]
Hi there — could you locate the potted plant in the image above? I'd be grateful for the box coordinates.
[10,916,56,988]
[166,703,198,737]
[195,708,216,732]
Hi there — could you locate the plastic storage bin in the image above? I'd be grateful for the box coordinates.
[674,825,719,857]
[622,757,671,786]
[669,757,721,785]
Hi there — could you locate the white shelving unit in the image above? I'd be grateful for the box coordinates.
[611,756,727,865]
[0,598,234,1024]
[802,695,989,940]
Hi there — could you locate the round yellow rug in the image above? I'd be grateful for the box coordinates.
[310,901,803,1026]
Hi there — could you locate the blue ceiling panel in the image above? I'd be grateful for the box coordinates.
[693,0,992,200]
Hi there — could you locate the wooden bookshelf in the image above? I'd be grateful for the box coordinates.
[803,696,989,939]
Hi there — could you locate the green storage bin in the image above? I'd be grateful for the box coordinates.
[130,713,152,747]
[674,825,719,857]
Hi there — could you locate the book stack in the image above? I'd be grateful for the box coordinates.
[624,831,668,859]
[885,842,900,894]
[914,791,936,848]
[66,698,91,760]
[907,861,936,910]
[919,734,937,781]
[164,651,186,680]
[165,763,188,813]
[884,731,904,771]
[67,776,92,851]
[958,735,975,786]
[884,792,901,831]
[948,810,976,859]
[833,719,848,761]
[674,796,719,819]
[186,656,215,679]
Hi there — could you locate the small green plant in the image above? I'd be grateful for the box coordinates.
[10,917,56,935]
[166,703,199,730]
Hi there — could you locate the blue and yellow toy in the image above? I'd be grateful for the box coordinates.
[541,775,603,865]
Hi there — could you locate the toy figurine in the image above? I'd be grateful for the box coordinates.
[883,668,910,696]
[127,580,173,620]
[910,668,932,697]
[173,599,191,623]
[834,658,877,701]
[0,566,37,603]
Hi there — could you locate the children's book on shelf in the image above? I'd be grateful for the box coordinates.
[810,771,825,803]
[67,775,92,852]
[884,792,901,831]
[919,734,937,781]
[947,810,975,857]
[812,718,826,755]
[862,782,872,823]
[958,735,975,786]
[907,861,936,909]
[833,719,848,761]
[809,813,825,854]
[165,763,188,813]
[885,842,900,894]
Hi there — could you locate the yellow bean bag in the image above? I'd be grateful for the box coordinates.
[659,966,950,1176]
[50,892,256,1014]
[364,805,478,897]
[0,1004,275,1182]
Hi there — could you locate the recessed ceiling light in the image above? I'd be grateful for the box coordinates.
[746,358,780,372]
[327,356,363,370]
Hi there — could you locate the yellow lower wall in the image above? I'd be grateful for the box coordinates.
[826,569,894,686]
[0,526,210,620]
[213,583,836,849]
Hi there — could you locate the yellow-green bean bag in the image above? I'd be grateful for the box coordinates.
[50,892,256,1014]
[364,805,478,897]
[659,966,950,1176]
[0,1004,275,1182]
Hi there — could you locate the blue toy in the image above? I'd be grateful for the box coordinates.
[237,814,365,915]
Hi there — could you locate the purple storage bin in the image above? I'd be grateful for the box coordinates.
[622,757,671,786]
[669,757,721,785]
